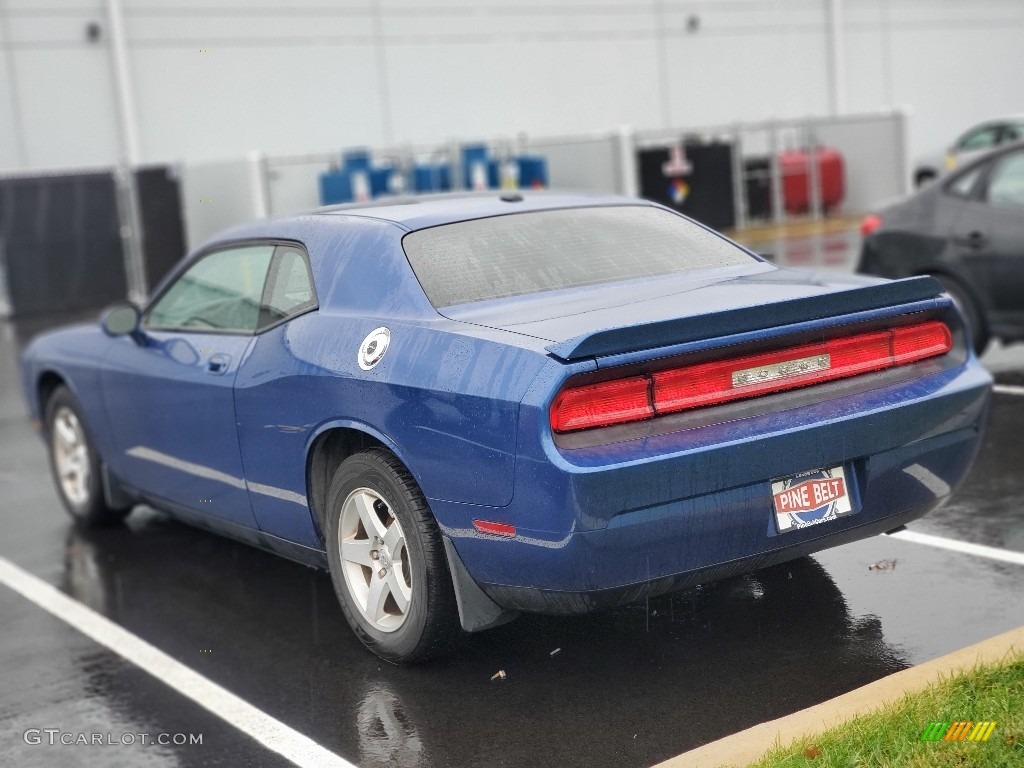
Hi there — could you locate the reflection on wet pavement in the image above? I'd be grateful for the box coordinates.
[741,228,861,273]
[52,517,915,767]
[911,394,1024,553]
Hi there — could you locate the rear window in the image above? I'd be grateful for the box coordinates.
[401,205,755,307]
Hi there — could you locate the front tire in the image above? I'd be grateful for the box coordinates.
[44,386,131,527]
[325,449,459,663]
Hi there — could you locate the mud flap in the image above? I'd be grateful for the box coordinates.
[442,537,519,632]
[101,463,135,510]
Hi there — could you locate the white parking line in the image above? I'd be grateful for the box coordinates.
[0,557,356,768]
[992,384,1024,396]
[885,529,1024,566]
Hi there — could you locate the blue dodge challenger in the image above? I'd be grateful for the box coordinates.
[21,193,991,662]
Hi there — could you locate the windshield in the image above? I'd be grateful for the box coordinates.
[401,205,755,307]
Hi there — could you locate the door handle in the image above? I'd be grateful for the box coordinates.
[206,353,231,374]
[954,231,988,249]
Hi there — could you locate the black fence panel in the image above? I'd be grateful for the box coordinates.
[0,166,186,317]
[637,141,737,232]
[136,165,186,292]
[0,171,126,317]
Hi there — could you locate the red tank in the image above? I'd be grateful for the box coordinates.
[779,148,845,215]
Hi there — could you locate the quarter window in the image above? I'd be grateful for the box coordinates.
[1002,124,1024,143]
[145,244,275,333]
[258,247,317,329]
[946,167,982,199]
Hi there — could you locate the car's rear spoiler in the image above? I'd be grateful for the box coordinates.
[544,276,945,362]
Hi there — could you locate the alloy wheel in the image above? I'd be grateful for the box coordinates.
[338,488,413,632]
[52,406,91,506]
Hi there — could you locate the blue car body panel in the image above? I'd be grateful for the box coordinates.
[100,330,258,528]
[21,193,992,626]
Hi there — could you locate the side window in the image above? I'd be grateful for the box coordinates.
[985,152,1024,208]
[957,126,1001,152]
[258,246,317,329]
[145,244,275,333]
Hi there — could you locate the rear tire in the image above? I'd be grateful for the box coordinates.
[325,448,459,663]
[915,169,937,188]
[44,386,131,527]
[933,274,989,355]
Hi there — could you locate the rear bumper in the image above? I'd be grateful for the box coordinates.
[441,361,990,616]
[480,497,937,615]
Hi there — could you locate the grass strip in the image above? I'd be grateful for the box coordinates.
[745,651,1023,768]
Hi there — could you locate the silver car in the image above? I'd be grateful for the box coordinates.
[914,115,1024,187]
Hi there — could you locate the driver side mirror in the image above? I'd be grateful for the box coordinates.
[100,302,142,342]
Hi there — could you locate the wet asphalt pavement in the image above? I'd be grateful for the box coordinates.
[1,231,1023,768]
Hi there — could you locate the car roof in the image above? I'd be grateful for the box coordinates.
[962,114,1024,132]
[310,190,654,231]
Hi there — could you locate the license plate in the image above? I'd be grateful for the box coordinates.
[771,466,852,533]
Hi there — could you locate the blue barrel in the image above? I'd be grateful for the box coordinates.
[370,166,394,197]
[518,156,548,189]
[343,149,372,174]
[319,170,353,205]
[413,164,452,193]
[487,159,502,189]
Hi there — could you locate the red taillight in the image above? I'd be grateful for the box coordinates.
[860,214,883,237]
[549,376,651,432]
[651,331,894,413]
[891,322,953,365]
[549,321,952,433]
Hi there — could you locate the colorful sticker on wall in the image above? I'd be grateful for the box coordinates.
[668,178,690,205]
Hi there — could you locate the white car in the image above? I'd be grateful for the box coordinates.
[914,115,1024,187]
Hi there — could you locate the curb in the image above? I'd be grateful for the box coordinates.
[654,625,1024,768]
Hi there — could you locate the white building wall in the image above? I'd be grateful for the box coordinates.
[1,3,122,168]
[844,0,1024,155]
[0,0,1021,171]
[0,43,23,169]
